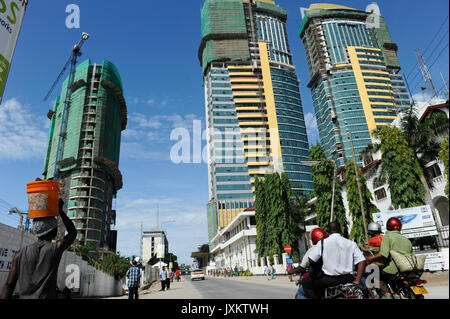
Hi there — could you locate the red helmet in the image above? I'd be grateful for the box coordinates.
[387,217,402,231]
[311,228,328,245]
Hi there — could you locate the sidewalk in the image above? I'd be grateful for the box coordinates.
[104,278,202,299]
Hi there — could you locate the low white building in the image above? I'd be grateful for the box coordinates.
[209,207,260,274]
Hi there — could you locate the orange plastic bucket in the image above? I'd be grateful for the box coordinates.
[26,180,60,219]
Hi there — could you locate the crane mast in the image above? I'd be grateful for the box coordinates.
[44,32,90,180]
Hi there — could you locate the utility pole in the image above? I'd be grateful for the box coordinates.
[330,158,337,222]
[349,132,369,242]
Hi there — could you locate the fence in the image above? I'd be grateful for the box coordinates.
[436,226,449,248]
[0,223,123,298]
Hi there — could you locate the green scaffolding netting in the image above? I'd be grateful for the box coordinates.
[201,0,247,38]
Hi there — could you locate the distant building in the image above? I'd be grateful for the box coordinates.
[42,59,127,252]
[141,229,169,265]
[298,3,410,166]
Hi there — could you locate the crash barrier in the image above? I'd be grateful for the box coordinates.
[0,223,123,298]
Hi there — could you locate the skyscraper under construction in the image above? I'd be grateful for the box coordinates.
[199,0,313,242]
[298,3,410,165]
[42,59,127,252]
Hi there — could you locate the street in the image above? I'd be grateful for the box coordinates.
[106,272,449,299]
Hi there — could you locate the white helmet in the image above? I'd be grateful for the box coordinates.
[368,222,382,233]
[134,257,141,263]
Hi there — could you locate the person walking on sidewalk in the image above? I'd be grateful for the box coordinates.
[176,269,181,282]
[1,199,77,299]
[159,266,168,291]
[126,258,141,299]
[269,263,276,280]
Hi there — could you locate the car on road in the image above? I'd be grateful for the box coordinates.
[191,269,205,281]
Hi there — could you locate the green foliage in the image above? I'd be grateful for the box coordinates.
[375,126,426,209]
[197,244,210,253]
[439,136,449,198]
[309,144,348,236]
[345,161,378,245]
[97,253,132,280]
[254,173,304,259]
[72,242,94,261]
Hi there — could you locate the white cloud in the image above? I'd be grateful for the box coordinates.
[0,98,48,160]
[304,112,320,145]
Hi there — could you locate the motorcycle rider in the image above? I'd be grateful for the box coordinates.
[302,221,366,299]
[365,217,413,299]
[288,228,328,299]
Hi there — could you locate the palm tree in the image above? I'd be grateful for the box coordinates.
[399,102,449,189]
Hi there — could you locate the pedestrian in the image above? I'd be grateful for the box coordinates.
[286,255,294,282]
[159,266,168,291]
[176,269,181,282]
[126,258,141,299]
[234,265,238,277]
[1,199,77,299]
[166,270,171,290]
[264,264,270,279]
[270,263,276,279]
[170,270,174,283]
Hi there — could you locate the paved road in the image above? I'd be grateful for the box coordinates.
[188,277,295,299]
[106,274,448,300]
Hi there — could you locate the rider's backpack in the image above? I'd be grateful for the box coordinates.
[360,244,387,268]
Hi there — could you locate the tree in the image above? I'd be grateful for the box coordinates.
[254,173,304,260]
[97,253,132,280]
[373,126,426,209]
[399,104,448,189]
[254,176,268,260]
[345,160,378,245]
[439,136,449,198]
[197,244,210,253]
[309,144,348,236]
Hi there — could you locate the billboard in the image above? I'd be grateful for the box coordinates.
[156,244,165,259]
[0,0,28,103]
[372,205,438,239]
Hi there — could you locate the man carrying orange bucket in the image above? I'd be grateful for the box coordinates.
[1,179,77,299]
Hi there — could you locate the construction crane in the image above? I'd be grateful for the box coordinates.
[43,32,90,180]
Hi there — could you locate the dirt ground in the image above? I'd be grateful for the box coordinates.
[421,271,449,286]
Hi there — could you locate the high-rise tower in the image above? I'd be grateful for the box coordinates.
[298,3,410,165]
[200,0,313,242]
[42,59,127,252]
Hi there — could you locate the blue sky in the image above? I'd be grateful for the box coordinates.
[0,0,448,265]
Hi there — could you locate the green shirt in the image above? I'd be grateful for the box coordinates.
[379,230,413,274]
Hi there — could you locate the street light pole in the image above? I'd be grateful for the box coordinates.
[349,132,369,242]
[330,158,337,222]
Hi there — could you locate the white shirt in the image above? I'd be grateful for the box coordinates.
[309,233,365,276]
[300,246,315,269]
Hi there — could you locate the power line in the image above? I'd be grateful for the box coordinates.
[408,31,449,89]
[410,42,449,94]
[405,15,448,79]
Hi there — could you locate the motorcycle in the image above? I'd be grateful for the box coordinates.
[386,270,428,299]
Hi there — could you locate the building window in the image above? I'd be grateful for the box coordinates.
[425,163,442,179]
[373,177,383,189]
[363,155,374,167]
[374,188,387,201]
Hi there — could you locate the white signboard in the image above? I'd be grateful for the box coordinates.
[156,244,165,259]
[0,0,28,102]
[372,205,438,239]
